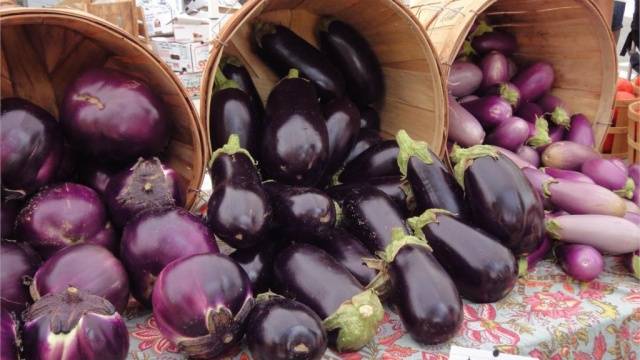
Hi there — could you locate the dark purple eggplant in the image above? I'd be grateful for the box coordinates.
[461,95,512,128]
[567,114,595,147]
[80,162,123,198]
[230,241,277,293]
[312,228,377,286]
[324,98,361,177]
[470,30,517,56]
[339,140,399,183]
[263,182,336,235]
[396,130,467,218]
[247,293,327,360]
[359,106,380,130]
[516,101,545,124]
[210,71,260,155]
[220,55,265,119]
[274,243,384,352]
[512,62,554,103]
[479,51,509,90]
[344,128,382,165]
[486,116,530,152]
[451,145,545,256]
[538,93,570,128]
[255,23,345,100]
[327,176,413,216]
[408,210,517,303]
[318,18,384,106]
[261,71,329,186]
[209,134,260,190]
[485,82,521,108]
[1,198,21,238]
[507,58,518,79]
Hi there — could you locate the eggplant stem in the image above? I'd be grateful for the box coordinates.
[545,219,562,240]
[73,93,105,110]
[527,117,551,148]
[395,130,433,178]
[550,107,571,129]
[379,228,431,264]
[613,178,635,200]
[293,343,310,354]
[469,20,494,39]
[287,68,300,79]
[517,257,529,278]
[407,209,454,241]
[209,134,257,167]
[333,201,343,225]
[220,55,243,68]
[255,291,283,303]
[500,83,519,107]
[541,179,559,198]
[214,70,239,91]
[450,144,499,188]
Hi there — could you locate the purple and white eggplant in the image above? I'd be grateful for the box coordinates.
[546,214,640,254]
[486,116,529,151]
[461,95,512,129]
[537,93,570,128]
[541,141,600,170]
[542,179,626,216]
[479,51,509,90]
[448,60,483,97]
[543,168,595,184]
[447,96,485,147]
[512,62,554,103]
[582,159,635,199]
[566,114,595,147]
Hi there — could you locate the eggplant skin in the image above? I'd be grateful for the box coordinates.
[210,88,260,156]
[359,107,380,130]
[247,297,327,360]
[390,244,462,345]
[209,152,260,190]
[230,241,277,294]
[465,156,545,255]
[323,98,361,177]
[328,176,411,216]
[221,59,265,120]
[339,140,399,184]
[345,128,382,165]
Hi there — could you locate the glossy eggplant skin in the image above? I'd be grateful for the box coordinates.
[209,152,260,190]
[261,76,329,186]
[407,153,467,218]
[312,228,377,286]
[345,129,382,165]
[247,296,327,360]
[340,186,409,253]
[359,107,380,130]
[230,242,277,294]
[318,19,384,106]
[255,23,345,100]
[339,140,399,184]
[324,98,361,176]
[263,182,336,236]
[210,88,260,155]
[464,156,544,256]
[418,214,517,303]
[328,176,411,216]
[390,244,462,345]
[221,57,265,119]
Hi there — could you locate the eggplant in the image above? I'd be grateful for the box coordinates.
[556,244,604,282]
[494,146,536,169]
[479,51,509,90]
[261,70,329,186]
[542,179,626,217]
[543,167,594,184]
[324,98,361,177]
[210,71,260,155]
[255,23,345,100]
[521,168,553,208]
[209,135,261,189]
[274,243,384,352]
[486,116,530,151]
[582,159,635,199]
[359,106,380,130]
[396,130,467,217]
[448,60,483,97]
[485,82,521,108]
[546,214,640,254]
[516,146,540,167]
[318,18,384,106]
[519,236,552,276]
[541,141,600,170]
[461,95,512,128]
[526,118,552,149]
[548,124,566,143]
[327,176,413,216]
[408,210,517,303]
[507,58,518,79]
[247,294,327,360]
[345,128,382,165]
[516,101,544,124]
[471,30,517,55]
[567,114,595,147]
[538,93,570,128]
[312,228,377,286]
[451,145,544,255]
[264,182,336,235]
[459,95,480,103]
[220,56,265,120]
[230,241,277,294]
[447,95,486,147]
[339,140,399,183]
[512,62,554,103]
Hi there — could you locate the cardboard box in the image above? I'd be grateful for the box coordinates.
[151,38,211,73]
[144,4,174,36]
[172,16,211,42]
[175,71,202,99]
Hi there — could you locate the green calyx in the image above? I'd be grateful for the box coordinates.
[396,130,433,178]
[469,20,493,39]
[334,201,343,225]
[214,70,239,91]
[527,117,552,148]
[500,83,520,107]
[323,289,384,352]
[542,179,559,198]
[460,40,476,57]
[378,228,431,264]
[407,209,454,241]
[400,181,417,214]
[255,291,284,303]
[545,219,562,240]
[614,178,635,200]
[209,134,256,167]
[220,55,243,68]
[631,253,640,280]
[253,21,276,48]
[287,68,300,79]
[549,107,571,129]
[450,144,499,188]
[517,257,529,277]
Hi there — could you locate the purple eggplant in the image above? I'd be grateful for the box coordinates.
[479,51,509,90]
[0,198,20,238]
[542,179,626,216]
[547,214,639,254]
[512,62,554,103]
[209,134,260,190]
[611,158,628,173]
[210,71,260,155]
[486,116,530,151]
[261,70,329,186]
[396,130,467,217]
[541,141,600,170]
[516,146,540,167]
[538,93,570,128]
[1,309,18,360]
[548,124,566,143]
[339,140,399,183]
[359,106,380,130]
[567,114,595,147]
[556,244,604,282]
[1,240,41,313]
[327,176,413,216]
[451,145,544,255]
[459,95,480,103]
[80,162,123,197]
[324,98,361,177]
[247,294,327,360]
[447,96,486,147]
[626,200,640,215]
[543,167,595,184]
[521,168,553,208]
[255,23,344,100]
[516,102,544,124]
[274,243,384,352]
[494,146,536,169]
[519,236,551,276]
[409,210,517,303]
[630,164,640,204]
[448,60,483,97]
[485,82,521,108]
[582,159,635,199]
[220,56,265,120]
[231,241,278,294]
[345,128,382,165]
[507,58,518,79]
[471,30,517,56]
[318,18,384,106]
[461,95,512,128]
[526,118,552,149]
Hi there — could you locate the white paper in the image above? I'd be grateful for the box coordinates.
[449,346,538,360]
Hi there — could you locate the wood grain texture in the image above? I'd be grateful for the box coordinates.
[629,102,640,163]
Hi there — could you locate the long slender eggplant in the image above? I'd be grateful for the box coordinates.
[220,56,265,119]
[359,106,380,130]
[408,210,517,303]
[324,98,361,177]
[461,95,512,128]
[541,141,600,170]
[261,70,329,186]
[546,214,640,254]
[345,129,382,165]
[512,62,554,103]
[318,18,384,106]
[312,228,377,286]
[339,140,399,183]
[210,71,260,155]
[567,114,595,147]
[451,145,544,255]
[274,243,384,352]
[542,179,626,217]
[396,130,467,218]
[327,176,413,216]
[470,30,517,56]
[230,241,278,293]
[209,134,261,190]
[254,23,345,100]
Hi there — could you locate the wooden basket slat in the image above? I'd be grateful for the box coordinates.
[629,102,639,162]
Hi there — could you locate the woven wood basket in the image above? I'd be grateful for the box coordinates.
[602,96,639,159]
[200,0,449,161]
[633,77,640,97]
[0,7,207,210]
[629,101,640,163]
[410,0,617,149]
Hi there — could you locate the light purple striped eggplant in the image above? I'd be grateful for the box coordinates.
[543,167,594,184]
[486,116,529,151]
[566,114,595,148]
[537,94,570,128]
[543,179,626,217]
[582,159,635,199]
[448,60,483,97]
[516,146,540,167]
[447,95,486,147]
[624,212,640,225]
[541,141,600,170]
[480,51,509,90]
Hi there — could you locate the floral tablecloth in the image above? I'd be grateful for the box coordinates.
[124,257,640,360]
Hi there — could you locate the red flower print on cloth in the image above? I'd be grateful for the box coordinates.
[130,316,178,354]
[421,353,448,360]
[592,333,606,360]
[382,344,418,359]
[461,304,520,345]
[525,291,581,319]
[578,281,612,300]
[625,289,640,303]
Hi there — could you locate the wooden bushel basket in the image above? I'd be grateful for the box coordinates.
[629,101,640,163]
[0,8,207,210]
[602,96,639,159]
[200,0,449,160]
[410,0,617,149]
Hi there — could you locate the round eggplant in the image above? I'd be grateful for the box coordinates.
[220,56,265,119]
[344,128,382,165]
[312,228,377,286]
[359,106,380,130]
[339,140,399,184]
[324,98,361,177]
[209,134,261,189]
[230,241,278,294]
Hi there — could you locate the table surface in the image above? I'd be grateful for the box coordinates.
[124,258,639,360]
